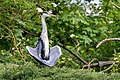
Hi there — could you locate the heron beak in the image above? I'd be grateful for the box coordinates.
[49,14,56,17]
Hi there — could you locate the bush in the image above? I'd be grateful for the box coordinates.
[0,63,120,80]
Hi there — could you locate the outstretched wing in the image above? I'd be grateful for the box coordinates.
[26,45,62,67]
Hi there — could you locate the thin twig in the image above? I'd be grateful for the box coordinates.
[1,23,25,62]
[96,38,120,48]
[12,42,21,50]
[87,58,97,69]
[110,2,120,9]
[21,28,35,35]
[101,62,116,72]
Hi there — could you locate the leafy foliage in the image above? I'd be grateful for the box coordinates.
[0,0,120,73]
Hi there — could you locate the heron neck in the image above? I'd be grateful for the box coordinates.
[41,16,47,34]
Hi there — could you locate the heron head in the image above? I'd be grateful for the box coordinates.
[42,11,56,18]
[36,8,56,18]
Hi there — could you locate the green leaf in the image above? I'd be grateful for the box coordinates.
[14,29,23,41]
[82,35,92,44]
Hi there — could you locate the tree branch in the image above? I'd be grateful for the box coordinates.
[83,61,115,68]
[96,38,120,48]
[110,2,120,10]
[101,62,116,72]
[58,43,88,64]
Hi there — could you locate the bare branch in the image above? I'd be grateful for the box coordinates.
[96,38,120,48]
[12,42,21,50]
[83,61,115,68]
[87,58,97,69]
[101,62,116,72]
[110,2,120,10]
[58,43,88,64]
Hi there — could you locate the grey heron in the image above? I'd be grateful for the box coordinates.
[26,10,62,67]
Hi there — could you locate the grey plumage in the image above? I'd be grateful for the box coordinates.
[26,11,62,67]
[26,45,62,67]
